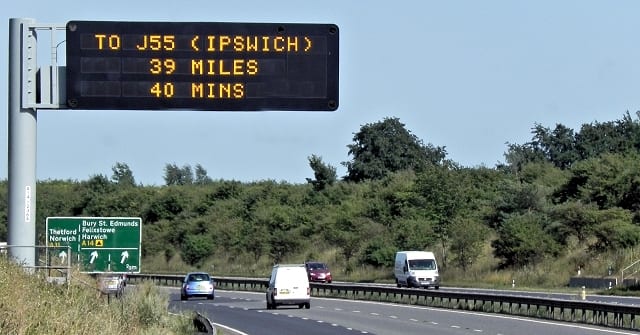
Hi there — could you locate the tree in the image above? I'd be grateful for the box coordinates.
[518,161,569,187]
[142,188,187,223]
[575,112,640,160]
[504,123,579,172]
[413,165,463,265]
[84,174,113,193]
[252,204,300,264]
[163,163,194,185]
[491,211,560,268]
[361,237,396,267]
[503,142,545,175]
[590,207,639,252]
[325,215,366,265]
[548,201,600,245]
[323,201,374,267]
[489,180,547,229]
[306,154,337,191]
[531,123,579,169]
[505,112,640,173]
[111,162,136,187]
[238,221,268,262]
[448,217,487,271]
[393,218,436,251]
[77,174,115,216]
[194,164,212,185]
[342,117,446,182]
[181,234,213,266]
[556,153,640,210]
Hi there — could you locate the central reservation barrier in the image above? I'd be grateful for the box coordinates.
[127,273,640,331]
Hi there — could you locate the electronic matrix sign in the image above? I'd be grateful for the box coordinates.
[65,21,339,111]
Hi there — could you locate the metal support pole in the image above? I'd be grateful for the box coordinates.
[8,18,37,268]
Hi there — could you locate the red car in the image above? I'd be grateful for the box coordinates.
[305,261,332,283]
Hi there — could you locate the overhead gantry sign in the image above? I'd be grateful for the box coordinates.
[65,21,339,111]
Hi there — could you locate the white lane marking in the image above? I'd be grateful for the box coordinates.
[212,322,250,335]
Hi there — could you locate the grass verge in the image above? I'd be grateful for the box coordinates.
[0,256,199,335]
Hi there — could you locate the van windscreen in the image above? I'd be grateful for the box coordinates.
[408,259,436,270]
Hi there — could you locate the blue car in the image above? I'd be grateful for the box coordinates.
[181,272,215,300]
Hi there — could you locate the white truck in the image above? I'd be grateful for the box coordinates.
[394,251,440,289]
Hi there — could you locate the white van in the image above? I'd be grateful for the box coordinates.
[394,251,440,289]
[266,264,311,309]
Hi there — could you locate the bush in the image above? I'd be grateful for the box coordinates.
[492,212,560,268]
[181,234,214,266]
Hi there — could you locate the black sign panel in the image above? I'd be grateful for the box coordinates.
[65,21,339,111]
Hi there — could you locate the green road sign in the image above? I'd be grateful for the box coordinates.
[46,217,141,273]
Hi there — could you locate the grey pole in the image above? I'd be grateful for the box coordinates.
[8,18,37,268]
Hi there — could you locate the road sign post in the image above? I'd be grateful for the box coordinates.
[46,217,141,273]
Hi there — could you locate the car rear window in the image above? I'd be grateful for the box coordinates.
[188,273,210,281]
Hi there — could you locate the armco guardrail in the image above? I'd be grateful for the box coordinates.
[193,312,215,334]
[127,274,640,331]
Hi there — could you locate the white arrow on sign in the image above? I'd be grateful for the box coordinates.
[89,250,99,264]
[58,250,67,264]
[120,250,129,264]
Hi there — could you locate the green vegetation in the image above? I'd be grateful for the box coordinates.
[0,256,196,335]
[4,113,640,289]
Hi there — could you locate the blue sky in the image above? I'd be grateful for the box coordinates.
[2,1,639,185]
